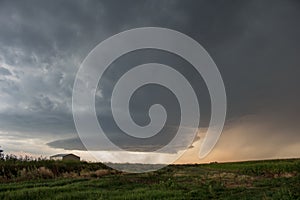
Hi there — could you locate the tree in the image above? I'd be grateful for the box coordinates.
[0,146,3,160]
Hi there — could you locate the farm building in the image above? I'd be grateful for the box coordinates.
[50,153,80,161]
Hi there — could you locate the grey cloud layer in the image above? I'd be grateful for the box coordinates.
[0,67,11,76]
[0,0,299,154]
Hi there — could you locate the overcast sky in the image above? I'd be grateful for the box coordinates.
[0,0,299,163]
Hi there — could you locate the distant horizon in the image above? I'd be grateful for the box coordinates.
[3,149,300,165]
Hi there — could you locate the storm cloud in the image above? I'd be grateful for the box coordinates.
[0,0,299,162]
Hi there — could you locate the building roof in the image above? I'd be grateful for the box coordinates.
[50,153,79,158]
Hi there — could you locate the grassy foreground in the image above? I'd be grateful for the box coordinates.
[0,159,299,199]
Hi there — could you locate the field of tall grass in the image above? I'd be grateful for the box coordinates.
[0,154,114,182]
[0,155,299,199]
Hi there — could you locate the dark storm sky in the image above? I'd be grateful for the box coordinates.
[0,0,299,160]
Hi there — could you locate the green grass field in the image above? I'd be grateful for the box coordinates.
[0,159,299,199]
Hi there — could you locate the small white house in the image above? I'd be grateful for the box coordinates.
[50,153,80,161]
